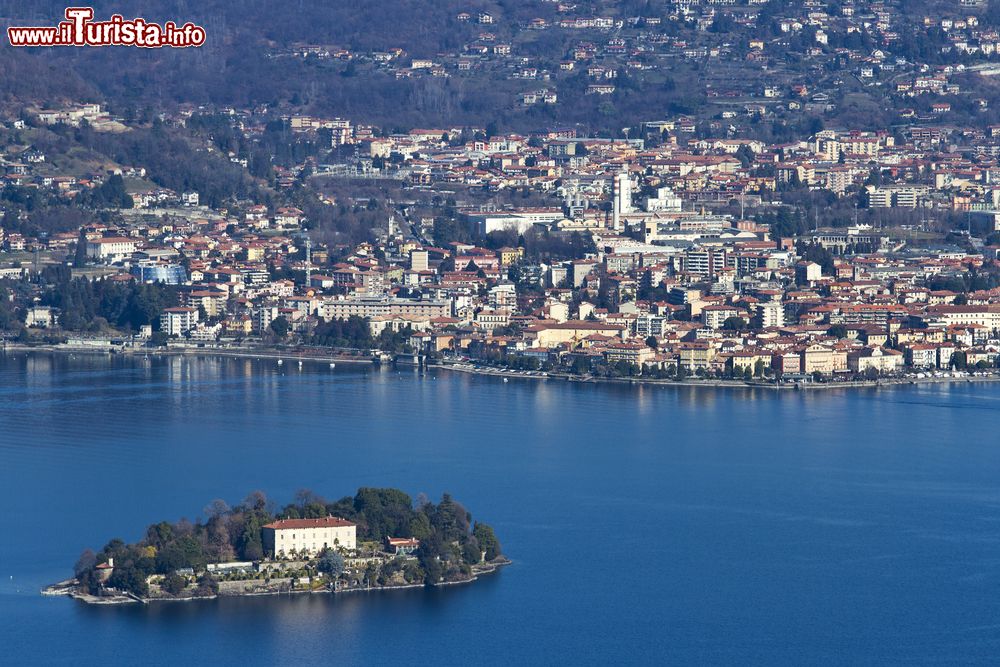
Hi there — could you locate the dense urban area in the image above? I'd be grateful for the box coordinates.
[7,1,1000,384]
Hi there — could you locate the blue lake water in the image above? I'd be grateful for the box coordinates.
[2,352,1000,664]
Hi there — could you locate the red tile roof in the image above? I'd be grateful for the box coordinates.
[263,517,355,530]
[387,537,420,547]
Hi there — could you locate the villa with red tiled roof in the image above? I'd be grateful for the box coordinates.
[387,537,420,555]
[262,517,357,557]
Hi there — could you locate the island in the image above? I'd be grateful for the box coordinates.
[44,488,508,604]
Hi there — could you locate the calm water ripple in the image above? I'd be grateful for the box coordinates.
[2,352,1000,665]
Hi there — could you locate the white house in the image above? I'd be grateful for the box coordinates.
[25,306,56,328]
[86,237,137,262]
[262,517,357,558]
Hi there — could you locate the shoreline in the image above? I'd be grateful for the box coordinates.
[433,361,1000,391]
[1,342,376,365]
[5,343,999,392]
[42,558,511,606]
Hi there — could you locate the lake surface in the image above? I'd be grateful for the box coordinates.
[2,353,1000,665]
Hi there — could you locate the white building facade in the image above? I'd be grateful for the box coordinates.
[263,517,357,558]
[160,307,199,336]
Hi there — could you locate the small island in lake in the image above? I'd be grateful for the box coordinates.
[44,488,507,604]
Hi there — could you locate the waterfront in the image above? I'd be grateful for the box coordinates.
[4,353,1000,664]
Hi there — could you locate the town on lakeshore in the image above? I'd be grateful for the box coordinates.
[7,3,1000,386]
[45,489,506,604]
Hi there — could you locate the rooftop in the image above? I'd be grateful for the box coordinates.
[263,516,356,530]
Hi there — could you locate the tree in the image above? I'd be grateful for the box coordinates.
[154,535,205,574]
[79,174,133,209]
[204,499,231,518]
[828,324,848,339]
[74,549,97,577]
[270,316,290,338]
[408,511,432,540]
[146,521,175,550]
[238,514,266,561]
[195,573,219,597]
[205,515,235,563]
[421,555,442,585]
[462,538,482,565]
[735,144,756,169]
[162,572,187,596]
[110,568,148,596]
[352,487,415,542]
[426,493,470,544]
[865,167,883,187]
[797,242,836,275]
[722,316,747,331]
[317,550,345,575]
[243,490,270,512]
[73,228,88,268]
[473,523,501,561]
[364,562,379,587]
[571,356,590,375]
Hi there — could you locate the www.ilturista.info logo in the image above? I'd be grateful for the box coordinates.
[7,7,206,48]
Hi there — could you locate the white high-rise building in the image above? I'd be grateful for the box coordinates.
[644,186,682,212]
[612,168,632,231]
[563,179,589,218]
[756,301,785,329]
[161,307,199,336]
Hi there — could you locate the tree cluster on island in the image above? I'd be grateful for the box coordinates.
[71,487,504,600]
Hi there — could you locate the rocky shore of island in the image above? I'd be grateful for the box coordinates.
[43,557,511,605]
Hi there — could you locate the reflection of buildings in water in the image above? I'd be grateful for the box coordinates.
[167,355,184,388]
[24,353,54,392]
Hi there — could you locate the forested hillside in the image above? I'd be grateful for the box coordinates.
[0,1,696,132]
[5,1,1000,139]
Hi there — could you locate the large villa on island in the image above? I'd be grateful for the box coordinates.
[262,516,358,558]
[47,489,507,603]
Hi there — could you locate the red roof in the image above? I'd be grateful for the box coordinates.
[387,537,420,547]
[263,517,355,530]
